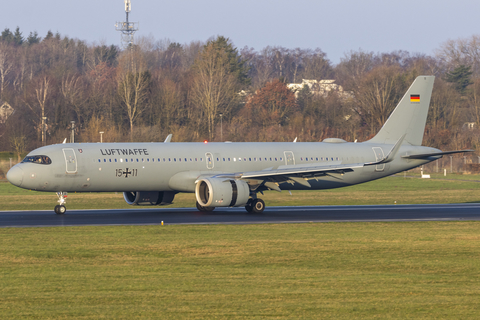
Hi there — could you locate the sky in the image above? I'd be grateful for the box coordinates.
[3,0,480,65]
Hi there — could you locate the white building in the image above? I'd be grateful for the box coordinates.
[287,79,353,100]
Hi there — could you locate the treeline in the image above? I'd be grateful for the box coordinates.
[0,27,479,159]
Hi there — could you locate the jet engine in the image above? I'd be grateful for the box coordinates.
[195,177,250,207]
[123,191,175,206]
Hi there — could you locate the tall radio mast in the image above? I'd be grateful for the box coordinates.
[115,0,139,48]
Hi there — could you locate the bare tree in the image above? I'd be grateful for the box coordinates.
[353,66,406,135]
[10,135,26,162]
[24,76,51,144]
[191,43,238,140]
[61,74,85,125]
[436,35,480,77]
[0,43,14,98]
[117,50,151,140]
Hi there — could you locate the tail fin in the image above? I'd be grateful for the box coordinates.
[367,76,435,146]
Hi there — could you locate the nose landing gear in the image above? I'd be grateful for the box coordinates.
[54,192,67,214]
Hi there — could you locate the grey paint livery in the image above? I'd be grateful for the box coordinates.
[6,76,473,213]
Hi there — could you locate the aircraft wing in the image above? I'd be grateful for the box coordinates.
[237,163,362,180]
[208,162,365,190]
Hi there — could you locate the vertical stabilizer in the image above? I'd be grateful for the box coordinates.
[367,76,435,146]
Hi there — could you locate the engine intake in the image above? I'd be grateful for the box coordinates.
[195,177,250,207]
[123,191,175,206]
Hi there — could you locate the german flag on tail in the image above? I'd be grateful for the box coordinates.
[410,94,420,103]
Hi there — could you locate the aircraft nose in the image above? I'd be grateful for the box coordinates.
[7,165,24,187]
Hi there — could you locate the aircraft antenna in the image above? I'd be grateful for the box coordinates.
[115,0,139,48]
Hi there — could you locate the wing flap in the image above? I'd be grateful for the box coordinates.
[234,163,362,182]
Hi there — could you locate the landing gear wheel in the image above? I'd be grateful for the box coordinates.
[252,199,265,214]
[245,199,254,213]
[55,191,68,214]
[196,201,215,212]
[54,205,66,215]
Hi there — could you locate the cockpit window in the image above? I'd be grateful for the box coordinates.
[22,155,52,165]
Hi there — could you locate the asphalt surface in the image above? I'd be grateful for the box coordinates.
[0,204,479,227]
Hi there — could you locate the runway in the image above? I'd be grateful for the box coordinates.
[1,203,480,227]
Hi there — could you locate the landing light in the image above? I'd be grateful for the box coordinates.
[204,140,208,144]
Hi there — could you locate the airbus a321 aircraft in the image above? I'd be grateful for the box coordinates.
[7,76,473,214]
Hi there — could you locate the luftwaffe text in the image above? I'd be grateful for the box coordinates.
[100,148,149,156]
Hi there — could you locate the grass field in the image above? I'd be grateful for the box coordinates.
[1,175,479,318]
[1,222,480,318]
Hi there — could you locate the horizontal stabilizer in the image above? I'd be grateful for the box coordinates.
[402,149,474,160]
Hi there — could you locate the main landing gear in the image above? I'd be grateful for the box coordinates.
[245,198,265,214]
[54,192,67,214]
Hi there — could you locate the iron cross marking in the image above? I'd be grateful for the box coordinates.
[123,168,132,178]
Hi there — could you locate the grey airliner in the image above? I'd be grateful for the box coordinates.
[6,76,473,214]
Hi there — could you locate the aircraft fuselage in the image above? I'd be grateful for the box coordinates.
[8,141,438,193]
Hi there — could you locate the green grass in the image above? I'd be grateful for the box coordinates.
[1,174,479,318]
[1,222,479,318]
[1,173,479,211]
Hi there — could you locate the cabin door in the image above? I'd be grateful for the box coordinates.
[205,152,214,169]
[284,151,295,165]
[63,148,77,174]
[372,147,385,172]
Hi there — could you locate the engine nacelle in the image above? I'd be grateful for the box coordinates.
[123,191,175,206]
[195,177,250,207]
